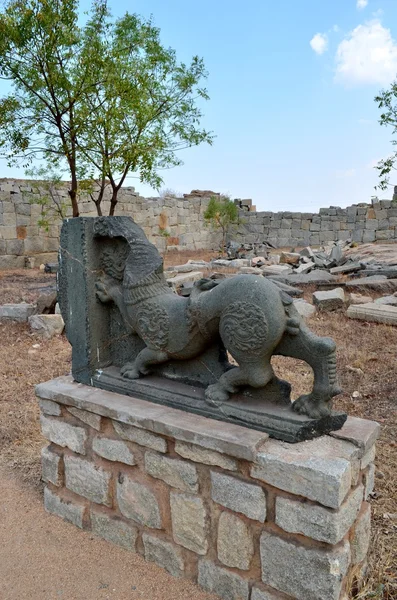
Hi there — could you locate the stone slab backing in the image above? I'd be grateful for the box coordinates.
[36,378,380,600]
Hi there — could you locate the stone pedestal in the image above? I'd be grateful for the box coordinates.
[36,377,380,600]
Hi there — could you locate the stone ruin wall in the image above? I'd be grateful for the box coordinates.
[1,177,397,268]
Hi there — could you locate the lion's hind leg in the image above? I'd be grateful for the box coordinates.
[205,361,274,406]
[121,348,169,379]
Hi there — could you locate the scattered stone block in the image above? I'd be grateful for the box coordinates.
[251,588,281,600]
[217,512,254,570]
[293,299,316,319]
[329,262,363,275]
[349,293,373,305]
[211,472,266,522]
[174,441,237,470]
[113,421,167,453]
[0,303,35,322]
[260,532,350,600]
[280,252,300,265]
[261,264,293,276]
[300,246,314,259]
[294,260,315,274]
[40,415,87,455]
[143,534,184,577]
[28,314,65,338]
[64,455,111,506]
[351,504,371,565]
[198,560,249,600]
[117,475,161,528]
[35,289,57,314]
[374,295,397,306]
[275,484,363,544]
[91,511,137,550]
[145,451,198,492]
[41,446,62,486]
[346,277,397,293]
[92,436,135,465]
[269,270,339,286]
[239,266,261,274]
[364,464,375,500]
[170,492,208,555]
[166,271,203,290]
[313,287,346,311]
[44,487,85,528]
[330,416,380,455]
[347,302,397,325]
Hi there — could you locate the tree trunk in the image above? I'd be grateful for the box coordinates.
[69,172,79,217]
[95,201,103,216]
[109,188,118,216]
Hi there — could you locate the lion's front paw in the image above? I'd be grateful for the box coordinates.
[292,393,332,419]
[120,362,140,379]
[205,384,230,407]
[95,281,113,303]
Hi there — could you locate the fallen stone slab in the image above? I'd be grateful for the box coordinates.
[293,300,316,319]
[294,261,315,274]
[361,268,397,279]
[345,277,397,293]
[261,265,293,276]
[267,280,303,297]
[239,266,262,274]
[28,314,65,338]
[300,246,314,259]
[166,264,196,273]
[166,271,204,290]
[280,252,300,265]
[329,262,363,275]
[35,290,57,314]
[313,288,346,311]
[347,303,397,325]
[374,295,397,306]
[0,303,36,322]
[268,270,339,287]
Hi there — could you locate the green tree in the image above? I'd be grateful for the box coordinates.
[76,12,213,215]
[0,0,109,217]
[375,82,397,192]
[204,195,239,254]
[0,0,213,217]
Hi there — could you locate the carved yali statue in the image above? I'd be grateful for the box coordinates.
[92,217,342,422]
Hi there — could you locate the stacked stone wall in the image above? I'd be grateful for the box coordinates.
[1,177,397,269]
[36,376,380,600]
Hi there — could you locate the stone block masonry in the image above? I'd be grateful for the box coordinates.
[1,177,397,268]
[36,376,379,600]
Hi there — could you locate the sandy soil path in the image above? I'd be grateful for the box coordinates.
[0,468,217,600]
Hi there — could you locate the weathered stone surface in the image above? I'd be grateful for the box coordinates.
[374,294,397,306]
[91,510,137,550]
[251,588,280,600]
[361,444,376,469]
[0,303,35,322]
[261,264,293,276]
[280,251,300,265]
[349,293,373,305]
[166,271,203,289]
[347,302,397,325]
[41,446,62,486]
[174,441,237,471]
[44,487,85,528]
[294,260,315,274]
[64,455,111,506]
[313,288,346,311]
[142,534,184,577]
[170,492,208,555]
[276,484,363,544]
[251,437,356,508]
[364,463,375,499]
[113,421,167,453]
[329,262,363,275]
[39,399,61,416]
[36,376,269,461]
[93,436,135,465]
[28,313,64,338]
[198,560,249,600]
[217,512,254,570]
[260,532,350,600]
[346,277,397,293]
[330,416,380,455]
[117,476,161,528]
[351,504,371,564]
[211,472,266,522]
[40,415,87,455]
[68,407,101,430]
[145,451,198,492]
[293,299,316,319]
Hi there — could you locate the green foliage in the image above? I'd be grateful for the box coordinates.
[0,0,213,217]
[374,83,397,190]
[203,195,239,254]
[25,166,68,230]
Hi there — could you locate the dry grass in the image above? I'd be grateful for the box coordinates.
[0,267,396,599]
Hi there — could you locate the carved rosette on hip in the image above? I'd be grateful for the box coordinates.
[136,301,169,350]
[219,301,268,358]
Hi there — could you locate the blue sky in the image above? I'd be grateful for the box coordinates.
[2,0,397,211]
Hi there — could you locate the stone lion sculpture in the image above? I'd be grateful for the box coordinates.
[93,217,341,419]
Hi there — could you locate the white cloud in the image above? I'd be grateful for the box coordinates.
[310,33,328,55]
[357,0,368,10]
[335,20,397,85]
[333,25,340,33]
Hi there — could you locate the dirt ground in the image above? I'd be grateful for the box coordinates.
[0,262,396,599]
